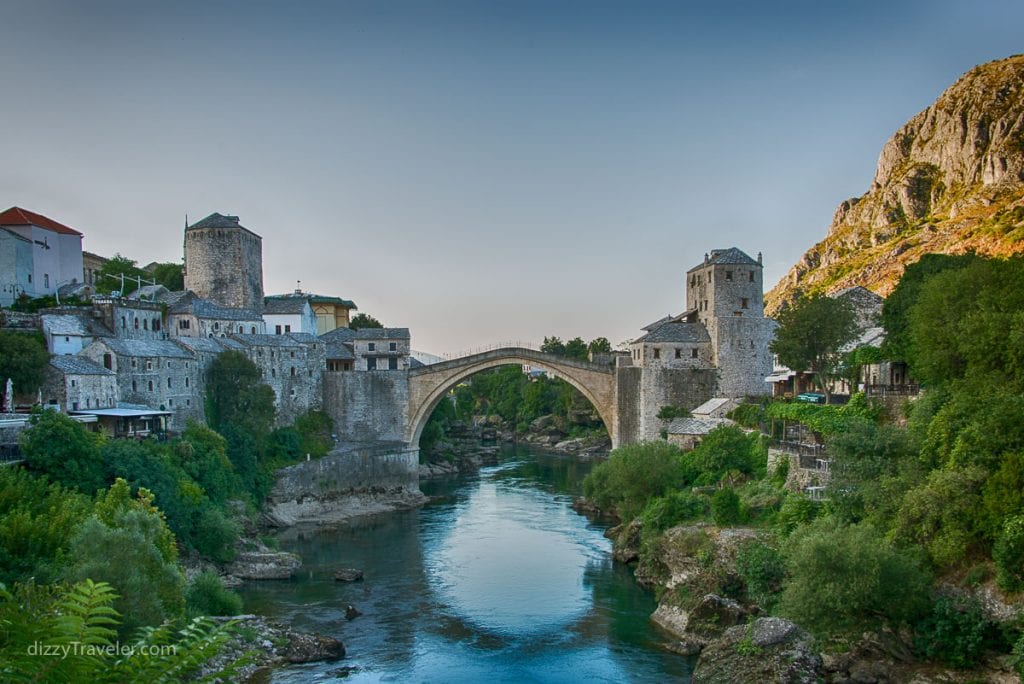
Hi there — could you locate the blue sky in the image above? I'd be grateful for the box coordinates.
[2,1,1022,352]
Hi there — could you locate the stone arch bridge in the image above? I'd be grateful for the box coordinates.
[407,348,619,447]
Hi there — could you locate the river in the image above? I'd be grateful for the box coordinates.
[239,444,692,683]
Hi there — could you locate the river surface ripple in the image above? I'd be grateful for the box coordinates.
[239,445,693,683]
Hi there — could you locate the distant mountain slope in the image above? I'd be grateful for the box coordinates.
[766,55,1024,314]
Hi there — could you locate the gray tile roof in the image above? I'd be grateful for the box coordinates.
[351,327,410,340]
[641,315,673,331]
[98,338,195,359]
[263,298,311,315]
[169,296,262,321]
[174,336,243,354]
[231,333,308,348]
[325,341,355,360]
[266,292,357,309]
[42,314,92,337]
[707,248,759,266]
[49,355,115,376]
[667,417,731,435]
[320,327,356,344]
[187,213,243,230]
[634,321,711,344]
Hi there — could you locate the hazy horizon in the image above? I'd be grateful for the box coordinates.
[3,1,1022,353]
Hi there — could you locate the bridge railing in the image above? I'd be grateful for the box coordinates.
[439,341,540,362]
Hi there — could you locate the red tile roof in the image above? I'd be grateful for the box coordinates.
[0,206,83,236]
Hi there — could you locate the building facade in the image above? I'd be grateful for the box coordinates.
[183,213,264,311]
[0,207,84,300]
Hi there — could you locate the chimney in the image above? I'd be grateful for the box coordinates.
[757,252,763,265]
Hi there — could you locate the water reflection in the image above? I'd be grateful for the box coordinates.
[239,445,692,683]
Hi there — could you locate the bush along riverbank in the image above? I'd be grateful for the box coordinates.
[576,421,1024,683]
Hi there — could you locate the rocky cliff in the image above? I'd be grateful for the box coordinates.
[766,55,1024,313]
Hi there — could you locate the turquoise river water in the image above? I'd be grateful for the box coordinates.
[239,445,692,683]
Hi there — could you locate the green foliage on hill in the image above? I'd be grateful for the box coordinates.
[94,254,152,296]
[770,293,859,399]
[0,330,50,396]
[348,313,383,330]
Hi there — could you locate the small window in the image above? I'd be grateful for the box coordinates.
[143,319,148,330]
[131,358,137,369]
[653,348,660,359]
[132,380,137,392]
[71,379,77,387]
[388,357,398,370]
[146,360,152,371]
[284,325,291,333]
[290,351,295,358]
[134,318,139,329]
[238,325,243,333]
[271,368,276,378]
[749,272,755,283]
[275,325,282,334]
[186,399,191,406]
[65,336,70,342]
[72,401,79,411]
[167,377,172,388]
[44,273,49,288]
[148,380,153,391]
[169,398,174,406]
[213,322,220,331]
[726,270,733,281]
[368,357,377,370]
[251,326,256,334]
[741,298,749,309]
[368,343,376,352]
[674,348,681,359]
[185,377,189,387]
[154,319,160,331]
[290,366,296,377]
[121,316,126,329]
[691,348,699,359]
[389,342,397,351]
[103,353,113,370]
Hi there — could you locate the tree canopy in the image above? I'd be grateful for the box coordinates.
[349,313,383,330]
[770,293,859,400]
[94,254,153,296]
[0,331,50,397]
[204,351,276,437]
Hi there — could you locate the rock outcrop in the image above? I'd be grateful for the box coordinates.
[692,617,822,683]
[767,54,1024,313]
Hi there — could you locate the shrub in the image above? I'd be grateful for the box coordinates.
[688,426,766,485]
[778,520,931,638]
[994,515,1024,592]
[186,571,243,617]
[711,488,743,526]
[582,441,688,520]
[775,494,820,536]
[735,538,786,611]
[914,596,989,668]
[640,491,704,534]
[19,409,107,494]
[192,506,241,563]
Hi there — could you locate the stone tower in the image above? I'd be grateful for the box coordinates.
[685,248,775,397]
[183,213,264,311]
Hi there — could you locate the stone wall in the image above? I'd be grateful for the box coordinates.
[635,367,717,441]
[710,316,775,398]
[614,364,642,445]
[324,371,410,443]
[265,443,422,525]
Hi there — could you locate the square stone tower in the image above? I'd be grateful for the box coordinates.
[685,248,775,397]
[183,213,264,312]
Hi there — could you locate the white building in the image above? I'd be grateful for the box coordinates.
[0,207,84,299]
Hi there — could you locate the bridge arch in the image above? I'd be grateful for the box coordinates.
[406,348,617,448]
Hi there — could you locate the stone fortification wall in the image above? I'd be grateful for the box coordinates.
[323,371,409,443]
[636,367,717,441]
[265,444,422,526]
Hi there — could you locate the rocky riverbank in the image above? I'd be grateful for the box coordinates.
[591,517,1021,683]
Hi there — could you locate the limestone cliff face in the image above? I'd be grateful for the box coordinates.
[766,55,1024,313]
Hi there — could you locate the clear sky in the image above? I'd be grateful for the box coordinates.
[2,1,1022,353]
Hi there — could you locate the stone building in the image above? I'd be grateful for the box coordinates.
[40,310,112,355]
[617,247,774,442]
[91,297,166,340]
[262,296,317,335]
[82,251,107,288]
[265,288,357,335]
[166,293,265,338]
[42,355,118,413]
[79,338,201,429]
[230,333,326,426]
[320,327,356,372]
[183,213,264,311]
[350,328,411,371]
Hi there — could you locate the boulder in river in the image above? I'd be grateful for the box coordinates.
[345,605,362,620]
[227,550,302,580]
[692,617,822,684]
[334,568,364,582]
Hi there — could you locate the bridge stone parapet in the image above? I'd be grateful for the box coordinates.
[407,348,618,447]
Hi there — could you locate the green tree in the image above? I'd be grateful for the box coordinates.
[587,337,613,356]
[687,425,766,485]
[94,254,152,296]
[186,571,243,617]
[349,313,383,330]
[294,409,335,457]
[205,351,276,437]
[881,253,981,363]
[0,330,50,397]
[711,487,743,525]
[64,479,185,635]
[20,409,108,494]
[150,261,184,291]
[582,441,688,520]
[770,293,859,402]
[540,336,566,356]
[178,423,240,505]
[779,520,931,638]
[564,337,588,360]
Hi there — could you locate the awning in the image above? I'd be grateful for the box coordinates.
[765,371,796,383]
[71,408,172,418]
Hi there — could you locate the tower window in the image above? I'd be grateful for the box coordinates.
[675,348,681,359]
[726,271,733,281]
[749,272,755,282]
[389,342,397,351]
[368,343,376,352]
[741,298,749,309]
[691,348,699,359]
[653,348,660,359]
